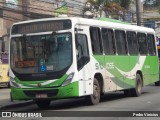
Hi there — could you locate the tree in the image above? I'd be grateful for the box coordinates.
[83,0,132,20]
[120,0,131,10]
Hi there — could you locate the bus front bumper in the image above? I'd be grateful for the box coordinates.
[11,81,79,101]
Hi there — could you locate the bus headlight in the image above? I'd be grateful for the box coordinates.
[10,77,21,88]
[61,72,75,86]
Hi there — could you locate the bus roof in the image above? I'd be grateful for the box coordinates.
[11,17,155,34]
[77,18,155,34]
[97,17,131,25]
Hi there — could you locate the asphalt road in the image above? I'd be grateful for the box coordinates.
[1,85,160,120]
[0,88,10,107]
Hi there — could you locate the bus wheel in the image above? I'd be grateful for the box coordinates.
[155,81,160,86]
[36,100,51,109]
[130,74,142,97]
[8,82,10,88]
[86,78,100,105]
[124,89,131,97]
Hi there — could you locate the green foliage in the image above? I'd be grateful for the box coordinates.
[120,0,131,10]
[86,0,132,10]
[84,0,132,19]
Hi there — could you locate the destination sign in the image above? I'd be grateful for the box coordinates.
[11,19,71,34]
[16,60,36,68]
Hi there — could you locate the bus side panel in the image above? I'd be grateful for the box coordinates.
[79,80,93,96]
[104,56,131,91]
[78,55,105,96]
[141,56,151,86]
[150,56,159,83]
[129,56,150,86]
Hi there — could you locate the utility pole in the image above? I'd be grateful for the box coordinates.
[22,0,28,20]
[135,0,141,26]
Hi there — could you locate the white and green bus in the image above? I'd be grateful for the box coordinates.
[9,17,159,108]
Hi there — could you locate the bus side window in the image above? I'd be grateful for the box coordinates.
[90,27,103,55]
[137,33,148,55]
[127,31,138,55]
[115,30,127,55]
[147,34,156,56]
[102,28,116,55]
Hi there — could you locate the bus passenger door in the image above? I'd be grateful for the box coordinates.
[75,25,99,96]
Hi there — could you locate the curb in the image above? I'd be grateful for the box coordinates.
[0,101,35,110]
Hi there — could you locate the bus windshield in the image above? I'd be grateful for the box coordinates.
[10,32,72,75]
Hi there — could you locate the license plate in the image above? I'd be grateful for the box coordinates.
[36,94,47,98]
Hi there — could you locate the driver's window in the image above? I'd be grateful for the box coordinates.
[75,33,90,70]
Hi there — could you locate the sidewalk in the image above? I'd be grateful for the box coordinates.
[0,88,34,110]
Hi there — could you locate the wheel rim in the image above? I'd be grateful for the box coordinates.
[137,78,142,94]
[93,84,99,99]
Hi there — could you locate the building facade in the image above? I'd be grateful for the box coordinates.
[0,0,23,52]
[0,0,84,39]
[0,0,57,39]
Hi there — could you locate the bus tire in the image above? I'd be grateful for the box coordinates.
[8,82,10,88]
[130,74,142,97]
[124,89,131,97]
[155,81,160,86]
[10,92,13,102]
[85,78,100,105]
[36,100,51,109]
